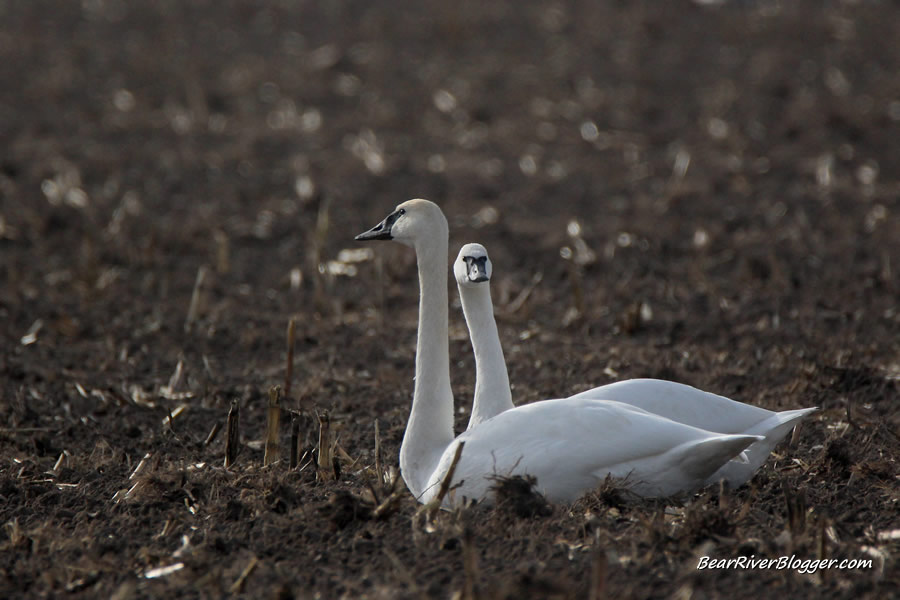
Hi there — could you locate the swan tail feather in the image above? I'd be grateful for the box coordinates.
[673,434,764,483]
[739,407,818,471]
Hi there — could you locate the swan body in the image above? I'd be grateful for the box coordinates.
[567,380,816,486]
[357,200,760,505]
[425,398,762,504]
[453,242,817,488]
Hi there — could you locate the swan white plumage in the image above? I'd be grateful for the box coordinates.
[356,199,762,505]
[452,241,817,488]
[453,243,512,430]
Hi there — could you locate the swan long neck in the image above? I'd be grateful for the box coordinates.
[399,232,455,498]
[461,282,513,429]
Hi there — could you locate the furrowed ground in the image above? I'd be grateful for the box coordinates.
[0,1,897,598]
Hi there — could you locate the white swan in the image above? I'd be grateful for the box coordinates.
[356,199,762,505]
[453,241,817,488]
[453,243,512,430]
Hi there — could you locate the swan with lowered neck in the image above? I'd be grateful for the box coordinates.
[357,199,763,505]
[452,242,817,488]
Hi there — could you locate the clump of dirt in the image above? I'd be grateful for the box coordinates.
[319,490,373,530]
[489,569,571,600]
[489,475,553,519]
[577,475,639,514]
[265,482,301,514]
[682,500,735,545]
[824,437,853,471]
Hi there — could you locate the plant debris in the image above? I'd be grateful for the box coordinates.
[1,1,897,598]
[489,475,553,519]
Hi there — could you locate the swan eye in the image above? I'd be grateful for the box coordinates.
[398,208,406,216]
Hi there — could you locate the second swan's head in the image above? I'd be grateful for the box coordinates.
[454,243,493,289]
[355,199,448,248]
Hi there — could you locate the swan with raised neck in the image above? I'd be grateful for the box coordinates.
[453,243,513,429]
[357,200,763,505]
[452,241,817,488]
[356,199,454,499]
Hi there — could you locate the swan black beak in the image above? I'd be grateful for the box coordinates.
[464,256,489,283]
[355,210,402,241]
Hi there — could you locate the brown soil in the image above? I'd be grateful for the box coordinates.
[1,1,898,598]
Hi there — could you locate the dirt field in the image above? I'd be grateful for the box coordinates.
[1,1,898,598]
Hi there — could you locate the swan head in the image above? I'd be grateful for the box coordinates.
[355,199,447,248]
[454,242,493,288]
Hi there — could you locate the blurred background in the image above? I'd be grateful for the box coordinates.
[0,1,898,597]
[2,0,897,400]
[3,0,897,356]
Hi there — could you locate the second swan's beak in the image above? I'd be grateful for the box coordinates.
[355,210,401,241]
[465,256,489,283]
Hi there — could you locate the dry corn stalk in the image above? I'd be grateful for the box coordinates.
[264,386,281,466]
[290,415,300,469]
[316,410,335,480]
[284,317,296,403]
[224,400,240,468]
[425,441,465,521]
[184,265,209,332]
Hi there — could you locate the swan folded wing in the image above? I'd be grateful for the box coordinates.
[427,398,761,504]
[727,407,817,477]
[701,407,817,487]
[741,407,818,439]
[567,379,775,434]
